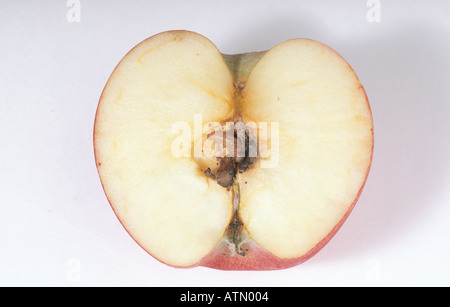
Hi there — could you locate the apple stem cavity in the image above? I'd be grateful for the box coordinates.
[222,51,266,85]
[222,51,265,117]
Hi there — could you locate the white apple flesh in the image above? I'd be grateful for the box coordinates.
[94,30,373,270]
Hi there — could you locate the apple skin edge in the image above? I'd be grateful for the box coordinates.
[93,172,366,271]
[93,30,374,271]
[94,125,373,271]
[198,159,372,271]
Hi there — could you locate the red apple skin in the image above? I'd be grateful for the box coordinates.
[93,32,374,271]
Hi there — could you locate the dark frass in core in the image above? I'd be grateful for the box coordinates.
[203,120,257,188]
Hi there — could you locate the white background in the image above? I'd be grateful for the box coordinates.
[1,0,450,287]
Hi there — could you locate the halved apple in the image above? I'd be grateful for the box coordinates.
[94,30,373,270]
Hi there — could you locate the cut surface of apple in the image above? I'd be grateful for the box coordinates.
[94,30,373,270]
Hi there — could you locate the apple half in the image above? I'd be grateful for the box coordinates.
[94,30,373,270]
